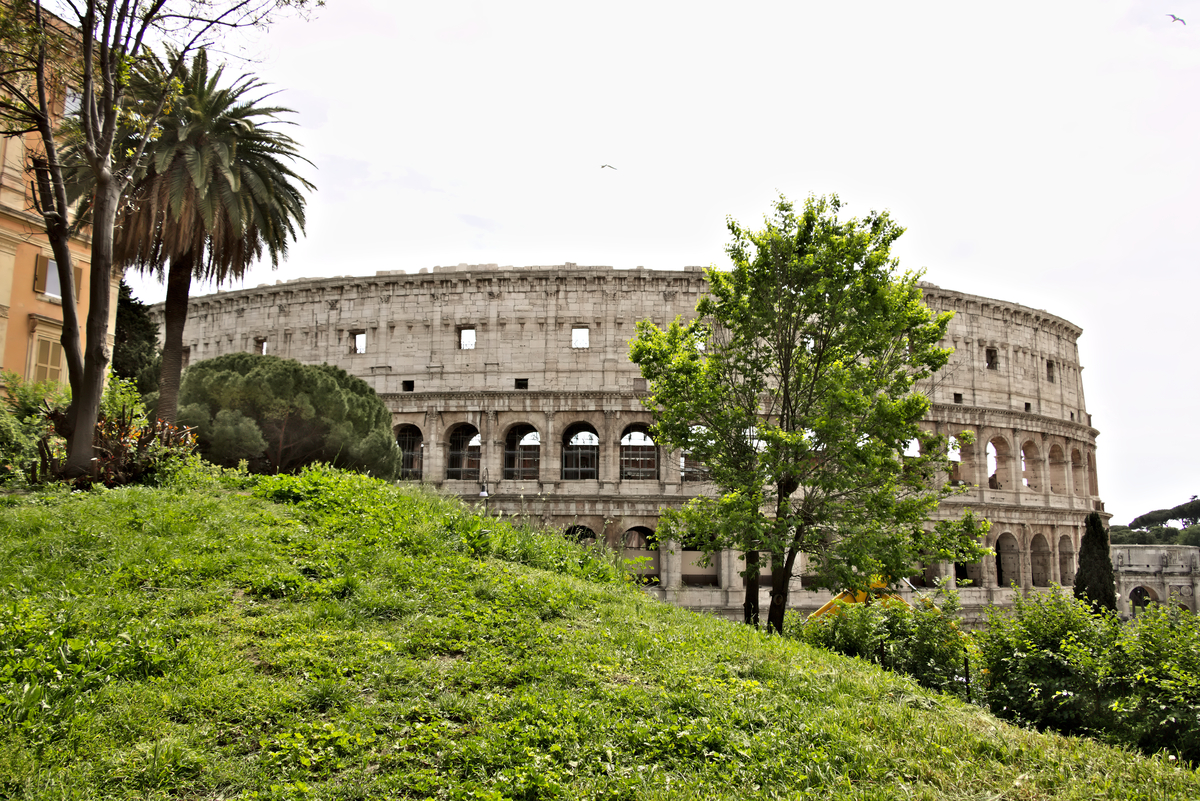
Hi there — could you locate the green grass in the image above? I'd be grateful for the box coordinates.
[0,463,1196,800]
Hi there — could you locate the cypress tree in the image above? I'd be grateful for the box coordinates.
[1074,511,1117,611]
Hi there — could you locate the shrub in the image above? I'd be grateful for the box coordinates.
[791,587,969,697]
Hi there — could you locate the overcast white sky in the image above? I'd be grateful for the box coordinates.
[125,0,1199,527]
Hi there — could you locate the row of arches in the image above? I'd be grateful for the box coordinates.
[944,434,1098,496]
[396,422,662,482]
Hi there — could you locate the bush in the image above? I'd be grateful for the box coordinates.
[790,587,969,697]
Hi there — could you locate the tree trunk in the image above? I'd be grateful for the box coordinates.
[157,253,195,424]
[63,180,118,478]
[766,552,797,635]
[743,550,760,626]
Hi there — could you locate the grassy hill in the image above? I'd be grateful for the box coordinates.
[1,463,1196,800]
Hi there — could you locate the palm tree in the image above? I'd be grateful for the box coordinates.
[113,49,313,423]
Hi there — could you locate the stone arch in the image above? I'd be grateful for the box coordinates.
[622,526,660,584]
[986,436,1013,490]
[503,423,541,480]
[1030,533,1051,586]
[1130,585,1158,614]
[995,531,1020,588]
[620,424,658,480]
[561,422,600,480]
[1021,440,1042,491]
[947,434,966,486]
[446,423,481,481]
[566,525,598,545]
[395,423,423,480]
[1058,534,1075,586]
[1048,444,1067,495]
[1071,447,1085,497]
[954,560,983,587]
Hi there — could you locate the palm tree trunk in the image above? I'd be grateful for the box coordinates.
[157,253,195,424]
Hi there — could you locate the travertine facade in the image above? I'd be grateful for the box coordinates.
[1112,545,1199,616]
[158,264,1110,621]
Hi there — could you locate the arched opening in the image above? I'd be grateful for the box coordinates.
[561,423,599,480]
[680,424,711,481]
[620,424,658,480]
[395,424,423,480]
[566,525,598,546]
[1030,533,1051,586]
[995,532,1020,588]
[504,424,541,480]
[1087,452,1098,496]
[1071,448,1085,497]
[446,424,481,481]
[1058,534,1075,586]
[1048,444,1067,495]
[622,526,660,585]
[987,437,1012,489]
[1021,441,1042,491]
[954,561,983,587]
[947,435,965,486]
[1130,586,1158,616]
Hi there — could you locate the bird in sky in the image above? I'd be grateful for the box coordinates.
[600,164,617,170]
[1167,14,1186,24]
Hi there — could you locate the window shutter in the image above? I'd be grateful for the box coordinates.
[74,266,84,303]
[33,255,48,293]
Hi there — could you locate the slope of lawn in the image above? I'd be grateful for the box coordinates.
[0,462,1196,800]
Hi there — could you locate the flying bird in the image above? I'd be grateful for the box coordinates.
[600,164,617,170]
[1168,14,1186,24]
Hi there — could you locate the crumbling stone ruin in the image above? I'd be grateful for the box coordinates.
[159,264,1125,621]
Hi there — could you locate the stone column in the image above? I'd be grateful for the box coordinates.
[542,410,559,486]
[1019,524,1032,591]
[661,538,683,591]
[424,409,443,484]
[485,410,502,488]
[601,410,617,483]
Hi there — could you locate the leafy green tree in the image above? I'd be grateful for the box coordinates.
[1129,496,1200,530]
[1074,511,1117,612]
[111,48,312,425]
[112,280,161,398]
[178,353,401,479]
[0,0,314,478]
[630,195,988,634]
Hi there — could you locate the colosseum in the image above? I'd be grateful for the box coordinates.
[159,263,1124,622]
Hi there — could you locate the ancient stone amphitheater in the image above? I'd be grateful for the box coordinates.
[160,263,1134,621]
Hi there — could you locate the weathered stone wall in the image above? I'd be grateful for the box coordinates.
[1112,544,1200,616]
[157,264,1109,621]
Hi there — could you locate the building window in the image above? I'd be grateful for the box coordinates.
[1046,360,1055,383]
[32,255,82,303]
[504,425,540,480]
[571,326,589,349]
[953,393,963,404]
[1025,402,1032,412]
[459,327,476,350]
[350,330,366,354]
[514,378,529,390]
[985,348,999,370]
[402,380,415,392]
[561,423,599,480]
[254,336,267,355]
[620,425,658,480]
[680,454,709,482]
[33,337,63,383]
[396,425,423,480]
[446,424,481,481]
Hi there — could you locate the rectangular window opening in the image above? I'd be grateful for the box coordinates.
[350,331,366,354]
[459,326,476,350]
[953,393,963,405]
[1025,402,1032,413]
[402,380,415,392]
[571,326,590,349]
[1046,360,1055,383]
[514,378,529,390]
[254,337,267,355]
[985,348,999,370]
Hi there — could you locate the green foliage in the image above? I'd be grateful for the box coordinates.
[788,589,969,698]
[631,194,987,631]
[1130,495,1200,530]
[1074,511,1117,611]
[0,466,1196,797]
[974,590,1200,763]
[178,353,401,478]
[112,280,160,397]
[0,371,68,484]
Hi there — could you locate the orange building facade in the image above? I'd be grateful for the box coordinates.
[0,117,119,385]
